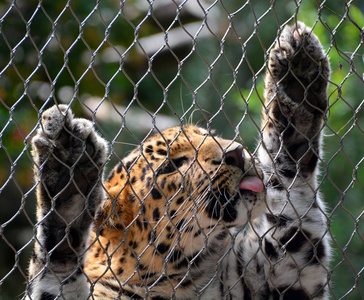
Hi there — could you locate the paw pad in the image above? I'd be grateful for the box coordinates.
[40,104,73,139]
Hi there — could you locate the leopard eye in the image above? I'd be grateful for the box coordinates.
[158,156,188,175]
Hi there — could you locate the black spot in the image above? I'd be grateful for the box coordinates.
[157,141,165,146]
[206,190,239,223]
[122,290,143,300]
[107,170,115,181]
[267,179,284,191]
[136,219,143,231]
[131,176,136,184]
[40,292,56,300]
[174,251,201,269]
[151,188,162,200]
[140,271,158,280]
[153,208,160,221]
[115,223,124,230]
[304,151,319,173]
[145,145,153,154]
[143,218,148,230]
[280,228,308,253]
[176,197,184,205]
[129,240,138,249]
[197,177,207,189]
[272,286,310,300]
[181,279,192,287]
[215,230,228,240]
[156,243,170,255]
[175,219,185,231]
[305,239,326,265]
[117,163,123,173]
[160,177,167,189]
[125,161,132,170]
[146,177,152,188]
[129,193,136,203]
[170,210,177,218]
[265,213,292,227]
[243,282,252,300]
[256,263,262,275]
[237,260,252,300]
[148,231,155,242]
[219,277,225,298]
[194,229,202,237]
[157,149,167,156]
[222,205,238,223]
[140,167,147,181]
[158,163,175,175]
[103,281,120,292]
[206,195,221,220]
[283,124,295,138]
[168,182,177,192]
[315,240,326,260]
[94,247,101,258]
[105,241,110,252]
[185,226,194,233]
[174,258,188,269]
[264,240,278,260]
[313,284,325,297]
[31,251,38,263]
[280,168,296,178]
[117,267,124,275]
[170,249,183,261]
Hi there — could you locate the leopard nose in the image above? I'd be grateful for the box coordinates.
[224,144,245,171]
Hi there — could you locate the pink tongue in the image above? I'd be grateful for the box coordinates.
[239,176,264,192]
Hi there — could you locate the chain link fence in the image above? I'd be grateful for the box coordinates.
[0,0,363,299]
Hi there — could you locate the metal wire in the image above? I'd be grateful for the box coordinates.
[0,0,363,299]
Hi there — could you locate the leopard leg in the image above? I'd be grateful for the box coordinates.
[26,105,108,299]
[230,22,331,299]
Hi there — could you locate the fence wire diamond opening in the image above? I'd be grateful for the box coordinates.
[0,0,363,299]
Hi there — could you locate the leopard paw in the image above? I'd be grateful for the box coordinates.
[32,105,108,254]
[262,22,331,171]
[264,22,330,134]
[266,22,330,116]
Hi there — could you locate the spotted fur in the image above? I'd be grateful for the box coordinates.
[26,22,330,299]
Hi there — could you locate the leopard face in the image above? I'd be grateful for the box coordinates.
[89,125,265,286]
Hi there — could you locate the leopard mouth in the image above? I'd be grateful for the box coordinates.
[204,158,264,223]
[205,176,264,223]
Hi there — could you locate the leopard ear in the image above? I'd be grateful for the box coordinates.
[95,174,134,240]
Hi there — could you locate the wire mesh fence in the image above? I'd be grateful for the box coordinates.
[0,0,363,299]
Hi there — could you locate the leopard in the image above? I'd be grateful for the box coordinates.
[25,22,331,299]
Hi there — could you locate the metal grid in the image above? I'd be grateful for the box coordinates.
[0,0,363,299]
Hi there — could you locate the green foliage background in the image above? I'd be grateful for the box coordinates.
[0,0,363,298]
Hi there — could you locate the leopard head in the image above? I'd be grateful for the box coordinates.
[92,125,265,284]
